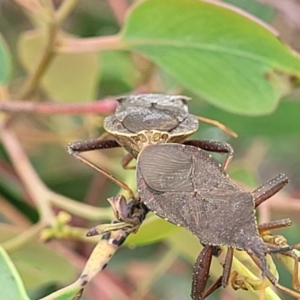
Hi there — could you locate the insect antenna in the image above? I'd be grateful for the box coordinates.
[195,115,237,137]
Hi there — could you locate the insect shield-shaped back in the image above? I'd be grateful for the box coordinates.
[136,143,262,251]
[103,94,199,157]
[114,94,191,132]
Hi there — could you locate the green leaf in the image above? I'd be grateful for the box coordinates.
[0,245,30,300]
[99,51,141,95]
[0,225,77,289]
[197,99,300,139]
[0,33,12,85]
[224,0,275,23]
[126,213,179,246]
[18,29,99,102]
[121,0,300,115]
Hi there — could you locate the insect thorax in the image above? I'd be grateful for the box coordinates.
[113,130,194,158]
[103,94,199,158]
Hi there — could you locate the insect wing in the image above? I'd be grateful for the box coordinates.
[138,144,194,192]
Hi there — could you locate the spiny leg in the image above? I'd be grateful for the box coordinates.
[233,220,293,288]
[196,176,292,299]
[191,245,213,300]
[192,246,233,300]
[243,222,299,300]
[200,277,222,300]
[250,174,300,297]
[183,140,233,169]
[192,247,234,300]
[221,247,234,288]
[201,248,234,299]
[252,173,289,208]
[194,203,292,298]
[258,218,291,234]
[203,182,291,297]
[68,139,120,153]
[67,139,135,198]
[226,220,295,296]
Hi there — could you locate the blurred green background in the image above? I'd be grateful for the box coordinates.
[1,0,300,299]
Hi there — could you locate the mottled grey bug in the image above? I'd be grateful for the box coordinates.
[67,94,235,195]
[136,143,300,299]
[66,93,251,297]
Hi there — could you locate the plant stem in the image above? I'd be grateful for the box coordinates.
[0,98,117,115]
[2,222,45,252]
[56,0,78,24]
[57,34,125,53]
[49,191,113,220]
[0,125,54,225]
[17,21,58,100]
[17,0,79,100]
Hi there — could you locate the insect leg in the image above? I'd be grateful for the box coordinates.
[191,245,213,300]
[183,140,233,169]
[250,252,300,299]
[67,139,135,198]
[122,153,135,170]
[221,248,234,287]
[258,218,292,233]
[67,139,120,153]
[279,250,300,291]
[265,235,300,292]
[198,247,234,299]
[252,173,289,208]
[200,277,222,300]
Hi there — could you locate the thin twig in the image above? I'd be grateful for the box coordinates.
[0,195,30,227]
[49,191,113,220]
[17,21,58,99]
[16,0,79,99]
[0,98,117,115]
[2,221,45,252]
[13,0,44,16]
[56,0,78,24]
[57,35,125,53]
[0,124,114,222]
[0,125,54,225]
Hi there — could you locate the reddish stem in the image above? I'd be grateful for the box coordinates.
[0,99,117,115]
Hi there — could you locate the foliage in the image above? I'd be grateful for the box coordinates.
[0,0,300,299]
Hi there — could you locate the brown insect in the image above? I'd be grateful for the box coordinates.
[69,94,299,298]
[136,143,300,299]
[67,94,235,197]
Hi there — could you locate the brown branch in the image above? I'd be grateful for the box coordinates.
[0,98,117,115]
